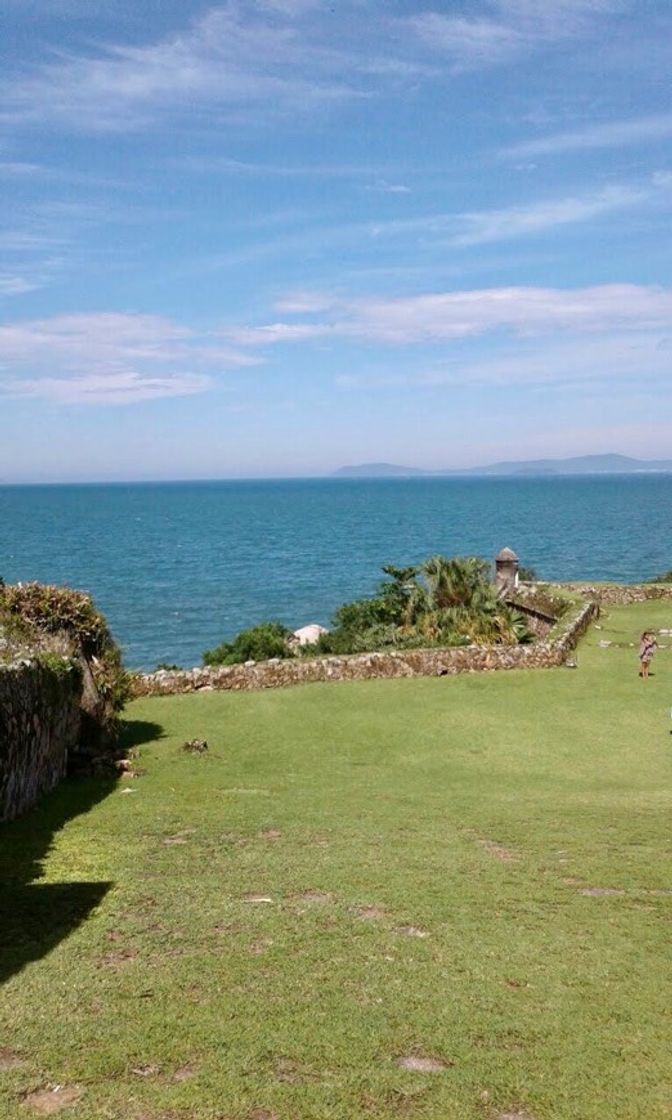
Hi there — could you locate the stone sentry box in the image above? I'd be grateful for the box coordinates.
[495,546,519,595]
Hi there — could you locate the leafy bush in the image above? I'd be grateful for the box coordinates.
[646,570,672,583]
[203,621,294,666]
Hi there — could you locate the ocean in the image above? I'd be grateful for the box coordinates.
[1,476,670,670]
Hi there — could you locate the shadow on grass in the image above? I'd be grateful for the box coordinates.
[0,773,119,984]
[118,718,166,751]
[0,881,112,985]
[0,716,166,983]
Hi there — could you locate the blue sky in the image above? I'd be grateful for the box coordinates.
[1,0,671,481]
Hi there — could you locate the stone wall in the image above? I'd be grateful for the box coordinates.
[0,658,82,822]
[133,600,598,698]
[564,584,672,606]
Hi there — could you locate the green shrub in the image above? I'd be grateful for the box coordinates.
[203,621,294,666]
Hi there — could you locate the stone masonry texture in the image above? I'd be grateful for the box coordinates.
[0,658,81,822]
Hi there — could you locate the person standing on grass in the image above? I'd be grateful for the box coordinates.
[639,631,657,679]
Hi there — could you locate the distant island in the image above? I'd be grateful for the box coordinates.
[334,454,672,478]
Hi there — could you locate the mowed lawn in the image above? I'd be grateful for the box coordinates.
[1,602,671,1120]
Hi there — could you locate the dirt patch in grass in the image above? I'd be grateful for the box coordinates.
[172,1064,197,1082]
[580,887,625,897]
[393,926,429,938]
[259,829,282,841]
[98,947,139,968]
[21,1086,83,1114]
[249,1109,278,1120]
[478,838,518,862]
[397,1054,452,1072]
[272,1057,303,1083]
[0,1046,24,1071]
[361,1084,429,1116]
[292,890,335,905]
[496,1112,537,1120]
[249,938,274,955]
[351,904,386,921]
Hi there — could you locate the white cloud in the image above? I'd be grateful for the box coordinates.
[0,161,42,176]
[1,4,366,132]
[367,180,412,194]
[409,14,522,66]
[10,371,211,405]
[415,331,670,388]
[0,311,261,405]
[227,283,672,347]
[222,321,333,345]
[0,274,43,296]
[451,184,643,246]
[505,112,672,158]
[273,291,338,313]
[406,0,620,69]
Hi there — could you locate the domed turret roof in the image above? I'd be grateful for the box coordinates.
[496,546,519,561]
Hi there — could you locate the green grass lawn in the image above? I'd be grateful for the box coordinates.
[1,601,671,1120]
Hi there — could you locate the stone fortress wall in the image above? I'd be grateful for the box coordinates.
[132,597,599,698]
[0,656,81,822]
[132,580,672,700]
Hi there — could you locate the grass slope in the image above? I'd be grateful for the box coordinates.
[1,601,671,1120]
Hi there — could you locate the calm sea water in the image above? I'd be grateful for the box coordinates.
[1,476,670,669]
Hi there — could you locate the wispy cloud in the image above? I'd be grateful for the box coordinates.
[195,175,653,278]
[366,179,412,195]
[224,283,672,347]
[406,0,621,70]
[340,332,670,391]
[273,291,338,313]
[0,161,43,176]
[451,184,642,246]
[0,312,261,405]
[1,5,369,133]
[505,112,672,158]
[11,371,211,406]
[174,155,397,180]
[0,274,44,296]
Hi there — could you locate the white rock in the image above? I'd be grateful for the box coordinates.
[291,623,329,647]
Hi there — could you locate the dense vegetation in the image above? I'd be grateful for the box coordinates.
[203,621,294,666]
[202,556,532,665]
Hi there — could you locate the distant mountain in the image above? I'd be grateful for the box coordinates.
[335,454,672,478]
[459,454,672,476]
